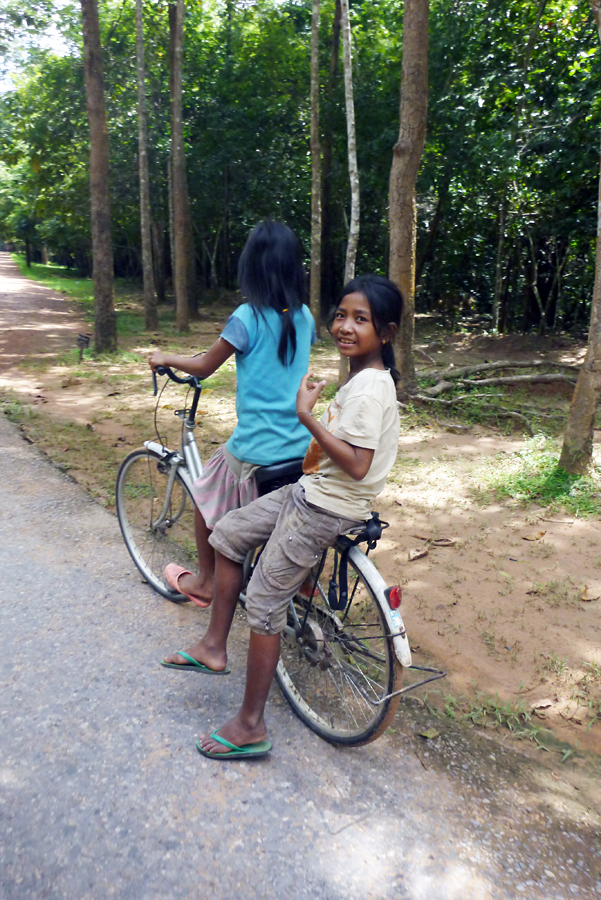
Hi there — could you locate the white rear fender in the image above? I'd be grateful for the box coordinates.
[348,546,412,668]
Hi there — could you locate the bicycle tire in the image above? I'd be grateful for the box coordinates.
[116,448,197,602]
[275,543,403,746]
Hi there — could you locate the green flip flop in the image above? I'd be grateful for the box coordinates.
[196,731,272,760]
[160,650,230,675]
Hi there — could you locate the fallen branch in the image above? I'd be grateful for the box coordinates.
[422,372,576,397]
[436,359,580,380]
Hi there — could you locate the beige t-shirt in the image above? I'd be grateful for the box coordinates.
[299,367,400,520]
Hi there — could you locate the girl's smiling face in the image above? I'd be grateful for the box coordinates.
[332,291,385,369]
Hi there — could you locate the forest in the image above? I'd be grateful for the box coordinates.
[1,0,600,336]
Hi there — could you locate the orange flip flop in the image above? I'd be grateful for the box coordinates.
[164,563,211,608]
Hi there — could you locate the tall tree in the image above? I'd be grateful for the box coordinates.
[340,0,359,284]
[309,0,322,335]
[320,0,341,319]
[559,0,601,473]
[389,0,429,392]
[169,0,195,330]
[80,0,117,352]
[338,0,359,383]
[136,0,158,331]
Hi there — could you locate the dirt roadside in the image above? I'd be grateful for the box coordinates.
[2,251,601,760]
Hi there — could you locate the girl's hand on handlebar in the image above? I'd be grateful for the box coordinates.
[148,351,168,372]
[296,373,326,419]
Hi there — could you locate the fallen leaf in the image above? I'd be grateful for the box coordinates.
[580,587,600,602]
[523,530,546,541]
[408,547,429,561]
[419,728,440,740]
[430,538,456,547]
[411,533,431,541]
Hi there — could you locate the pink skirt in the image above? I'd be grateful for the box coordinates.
[191,445,259,530]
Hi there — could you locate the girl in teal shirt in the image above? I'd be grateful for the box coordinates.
[149,220,315,608]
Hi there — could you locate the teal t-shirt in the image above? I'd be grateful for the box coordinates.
[221,303,316,466]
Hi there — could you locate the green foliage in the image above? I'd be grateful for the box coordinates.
[473,434,601,515]
[1,0,600,331]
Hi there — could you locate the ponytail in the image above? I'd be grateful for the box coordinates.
[278,308,298,366]
[382,341,401,386]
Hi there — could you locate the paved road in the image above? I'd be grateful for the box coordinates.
[1,417,601,900]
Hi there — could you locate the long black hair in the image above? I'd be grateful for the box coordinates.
[237,220,307,365]
[337,275,404,384]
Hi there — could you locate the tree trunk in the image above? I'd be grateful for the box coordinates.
[340,0,359,284]
[169,0,195,331]
[151,219,166,304]
[559,143,601,473]
[320,0,341,320]
[388,0,428,393]
[338,0,359,383]
[492,191,507,332]
[309,0,322,337]
[136,0,158,331]
[558,0,601,474]
[80,0,117,353]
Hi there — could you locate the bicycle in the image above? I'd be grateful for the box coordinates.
[116,366,444,745]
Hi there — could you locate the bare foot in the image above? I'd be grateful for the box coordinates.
[162,640,226,672]
[197,715,268,755]
[176,571,213,606]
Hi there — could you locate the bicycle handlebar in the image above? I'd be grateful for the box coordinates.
[152,365,202,396]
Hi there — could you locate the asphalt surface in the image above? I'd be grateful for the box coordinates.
[2,414,601,899]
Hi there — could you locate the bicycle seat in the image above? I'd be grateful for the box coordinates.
[255,458,304,496]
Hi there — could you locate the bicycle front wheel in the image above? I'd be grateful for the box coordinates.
[116,449,197,601]
[276,544,403,745]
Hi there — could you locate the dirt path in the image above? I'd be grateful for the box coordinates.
[2,253,601,758]
[0,252,87,380]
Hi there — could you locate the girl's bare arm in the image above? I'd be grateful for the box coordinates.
[148,337,235,379]
[296,374,374,481]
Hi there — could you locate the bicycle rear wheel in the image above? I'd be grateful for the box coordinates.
[116,448,197,601]
[275,544,402,745]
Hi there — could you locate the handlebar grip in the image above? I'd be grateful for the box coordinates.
[151,365,199,389]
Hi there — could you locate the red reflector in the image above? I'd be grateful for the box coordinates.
[386,586,402,609]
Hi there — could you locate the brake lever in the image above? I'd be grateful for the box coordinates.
[152,365,166,396]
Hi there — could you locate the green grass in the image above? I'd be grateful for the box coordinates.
[473,434,601,516]
[431,690,544,742]
[12,255,95,308]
